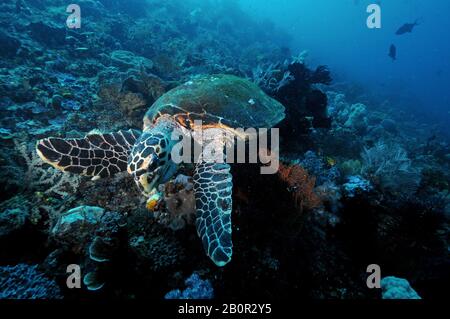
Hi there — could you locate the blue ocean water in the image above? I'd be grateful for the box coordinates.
[240,0,450,132]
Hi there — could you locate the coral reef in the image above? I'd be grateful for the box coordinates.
[0,0,447,301]
[165,273,214,299]
[361,141,421,196]
[278,163,321,212]
[0,264,62,299]
[0,206,29,238]
[381,276,421,299]
[152,174,196,231]
[259,60,333,137]
[129,226,184,273]
[343,175,373,198]
[298,151,340,186]
[51,205,125,291]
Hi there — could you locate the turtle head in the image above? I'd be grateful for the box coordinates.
[127,131,174,196]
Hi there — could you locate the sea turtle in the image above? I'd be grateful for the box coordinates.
[36,74,285,267]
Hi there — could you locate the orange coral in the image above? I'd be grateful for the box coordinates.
[278,163,321,212]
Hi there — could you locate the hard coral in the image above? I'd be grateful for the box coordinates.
[0,207,28,238]
[153,174,196,231]
[299,150,340,185]
[381,276,421,299]
[0,30,20,58]
[14,139,80,197]
[110,50,154,71]
[123,69,166,103]
[0,264,62,299]
[165,273,214,300]
[278,163,321,212]
[343,175,373,198]
[129,230,183,272]
[98,84,146,115]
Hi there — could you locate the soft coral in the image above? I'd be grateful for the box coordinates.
[278,163,321,212]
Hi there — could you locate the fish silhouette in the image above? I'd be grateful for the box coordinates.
[388,44,397,61]
[396,19,420,35]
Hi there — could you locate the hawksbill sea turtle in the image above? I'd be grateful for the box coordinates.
[36,74,285,266]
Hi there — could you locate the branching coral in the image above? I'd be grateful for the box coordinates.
[278,163,321,212]
[14,140,80,198]
[0,264,62,299]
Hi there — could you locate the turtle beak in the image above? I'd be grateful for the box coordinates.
[139,167,162,195]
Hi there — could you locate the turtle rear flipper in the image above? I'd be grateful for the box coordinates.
[36,129,141,178]
[194,162,233,267]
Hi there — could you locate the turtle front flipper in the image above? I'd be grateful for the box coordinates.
[36,129,141,178]
[194,162,233,267]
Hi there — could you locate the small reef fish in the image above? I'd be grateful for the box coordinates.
[395,20,420,35]
[388,44,397,61]
[326,156,336,166]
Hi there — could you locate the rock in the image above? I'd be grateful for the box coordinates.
[0,31,20,58]
[51,94,63,109]
[122,71,166,102]
[0,207,29,237]
[339,159,362,177]
[15,101,49,114]
[51,206,124,291]
[51,206,105,250]
[0,128,14,139]
[28,22,66,47]
[61,99,81,111]
[129,227,184,272]
[110,50,154,71]
[380,118,398,134]
[0,195,30,237]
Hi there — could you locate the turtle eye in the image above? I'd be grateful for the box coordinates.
[148,153,160,171]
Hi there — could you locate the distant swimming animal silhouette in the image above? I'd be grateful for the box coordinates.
[388,44,397,60]
[396,20,420,35]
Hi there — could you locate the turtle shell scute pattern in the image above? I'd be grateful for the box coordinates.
[143,74,285,131]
